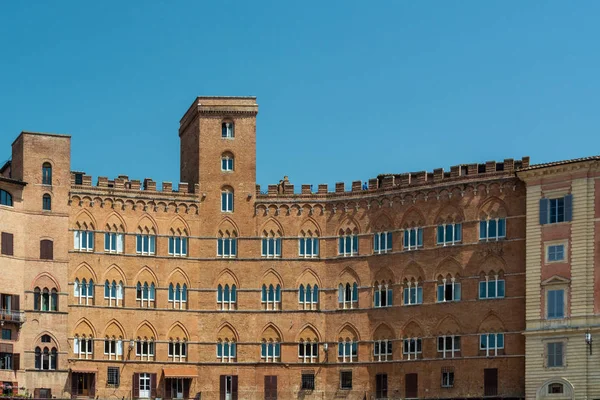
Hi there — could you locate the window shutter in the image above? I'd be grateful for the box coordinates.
[74,338,80,354]
[564,194,573,221]
[352,236,358,253]
[539,198,549,225]
[417,287,423,304]
[12,295,19,312]
[388,289,393,306]
[454,283,461,301]
[437,285,444,302]
[117,234,124,253]
[184,378,190,399]
[404,288,409,304]
[2,232,13,255]
[374,290,380,307]
[455,224,462,241]
[71,373,78,396]
[165,378,172,399]
[117,340,123,356]
[74,231,79,249]
[338,238,343,254]
[417,228,423,246]
[437,226,444,244]
[403,231,409,248]
[12,353,19,370]
[34,389,40,398]
[132,373,139,399]
[219,376,226,400]
[150,373,157,398]
[232,376,239,400]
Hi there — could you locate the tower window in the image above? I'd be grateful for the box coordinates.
[221,154,234,171]
[42,194,51,211]
[221,190,234,212]
[222,122,234,138]
[42,163,52,185]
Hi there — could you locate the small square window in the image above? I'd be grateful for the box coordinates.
[441,368,454,388]
[340,371,352,390]
[301,373,315,390]
[547,342,564,368]
[547,244,566,262]
[107,366,120,387]
[1,329,11,340]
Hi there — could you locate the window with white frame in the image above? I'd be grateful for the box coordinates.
[539,195,572,225]
[298,232,319,258]
[168,283,188,309]
[480,218,506,241]
[261,284,281,310]
[168,236,188,257]
[135,339,154,361]
[261,231,281,258]
[217,284,237,310]
[104,231,124,253]
[73,230,94,251]
[136,282,155,307]
[480,333,504,356]
[403,281,423,305]
[216,340,236,362]
[298,341,318,363]
[261,340,280,362]
[168,341,187,362]
[104,280,123,307]
[479,274,505,299]
[136,233,156,255]
[217,232,237,258]
[373,339,392,361]
[73,278,94,305]
[441,367,455,388]
[547,342,564,368]
[374,282,392,307]
[221,190,234,212]
[338,283,358,309]
[298,284,318,310]
[403,338,422,360]
[437,277,461,302]
[103,337,123,360]
[221,121,234,138]
[221,154,234,171]
[437,336,460,358]
[547,289,565,319]
[73,335,93,359]
[338,340,357,363]
[373,232,392,254]
[338,230,358,256]
[436,223,462,246]
[403,227,423,250]
[547,244,566,263]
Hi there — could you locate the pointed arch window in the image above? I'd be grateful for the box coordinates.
[217,231,237,258]
[104,226,124,254]
[73,335,93,359]
[217,339,236,362]
[42,163,52,185]
[74,278,94,305]
[221,189,234,212]
[403,281,423,306]
[298,340,318,363]
[136,282,155,308]
[35,287,58,311]
[261,340,281,363]
[437,276,461,303]
[168,340,187,362]
[298,231,319,258]
[298,284,319,310]
[74,229,94,251]
[480,218,506,241]
[437,223,462,246]
[221,153,234,171]
[479,274,505,299]
[337,339,357,363]
[262,284,281,310]
[261,231,281,258]
[104,280,124,307]
[104,336,123,360]
[373,232,392,254]
[168,283,188,310]
[168,230,188,257]
[403,227,423,250]
[136,229,156,255]
[373,339,392,361]
[374,282,393,308]
[338,283,358,309]
[135,338,155,361]
[217,284,237,311]
[35,346,57,370]
[338,229,358,257]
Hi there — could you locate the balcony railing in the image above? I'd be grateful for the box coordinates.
[0,309,25,323]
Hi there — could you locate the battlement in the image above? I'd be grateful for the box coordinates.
[69,172,199,197]
[255,157,529,199]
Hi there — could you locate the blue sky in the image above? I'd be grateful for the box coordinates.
[1,1,599,190]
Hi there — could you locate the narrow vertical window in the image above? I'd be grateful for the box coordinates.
[42,163,52,185]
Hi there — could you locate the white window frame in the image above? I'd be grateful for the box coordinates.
[545,242,567,263]
[261,340,280,363]
[217,284,237,311]
[135,339,155,361]
[338,283,358,309]
[403,227,423,250]
[104,280,124,307]
[338,234,358,257]
[480,333,504,357]
[168,236,188,257]
[298,236,319,258]
[103,338,123,360]
[403,282,423,305]
[298,284,318,310]
[221,155,234,171]
[437,278,461,303]
[436,223,462,246]
[104,232,124,254]
[373,232,392,254]
[403,338,422,360]
[298,340,318,363]
[136,282,156,308]
[374,284,392,308]
[217,340,236,363]
[479,275,505,299]
[217,236,237,258]
[222,122,234,139]
[373,339,392,362]
[169,283,187,310]
[479,218,506,241]
[437,335,460,358]
[136,234,156,255]
[168,341,187,362]
[74,279,94,305]
[73,336,93,360]
[262,284,281,311]
[221,191,234,212]
[261,236,281,258]
[74,230,94,252]
[338,340,357,363]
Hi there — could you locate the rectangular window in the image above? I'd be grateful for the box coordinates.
[403,286,423,305]
[217,238,237,258]
[437,280,461,302]
[261,342,280,362]
[136,235,156,255]
[298,342,318,363]
[298,237,319,258]
[479,218,506,241]
[1,329,11,340]
[441,368,454,388]
[340,371,352,390]
[540,195,572,225]
[479,277,505,299]
[403,228,423,250]
[168,237,188,257]
[217,341,236,362]
[547,342,564,368]
[403,338,422,360]
[221,192,234,212]
[373,340,393,361]
[373,232,393,254]
[104,233,124,254]
[1,232,13,256]
[0,353,13,370]
[436,223,462,246]
[547,244,565,262]
[337,341,357,363]
[374,285,392,308]
[75,173,83,185]
[480,333,504,356]
[437,336,460,358]
[261,238,281,258]
[73,230,94,251]
[547,289,565,319]
[107,367,120,387]
[301,373,315,390]
[338,235,358,257]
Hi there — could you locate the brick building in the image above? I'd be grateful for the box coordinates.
[0,95,593,399]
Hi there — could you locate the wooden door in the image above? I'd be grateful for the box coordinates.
[264,376,277,400]
[405,373,418,398]
[484,368,498,396]
[376,373,388,399]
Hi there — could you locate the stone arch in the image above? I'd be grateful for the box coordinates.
[169,215,191,236]
[34,331,61,350]
[103,264,127,285]
[371,212,393,231]
[262,268,284,287]
[337,215,361,235]
[216,217,240,236]
[134,266,159,286]
[73,317,97,337]
[73,209,96,230]
[72,262,98,282]
[338,323,360,341]
[434,257,463,280]
[104,212,127,232]
[296,268,322,287]
[435,315,462,335]
[136,214,158,234]
[166,322,190,341]
[260,323,283,341]
[478,196,509,220]
[400,206,426,228]
[296,323,321,342]
[31,272,61,291]
[434,203,465,224]
[480,255,507,276]
[402,262,425,282]
[339,266,361,286]
[104,319,126,338]
[167,268,191,286]
[402,320,424,338]
[372,322,395,340]
[299,218,321,236]
[217,322,239,341]
[135,321,158,340]
[260,217,285,237]
[214,269,240,287]
[536,378,574,400]
[373,266,395,284]
[477,311,506,333]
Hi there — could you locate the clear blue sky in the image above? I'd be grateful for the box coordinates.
[1,1,599,190]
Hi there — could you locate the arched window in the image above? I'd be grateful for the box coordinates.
[221,153,234,171]
[221,121,234,138]
[338,228,359,257]
[338,338,358,363]
[262,284,281,310]
[74,279,94,305]
[217,230,237,258]
[36,346,57,370]
[42,163,52,185]
[374,281,393,308]
[261,230,281,258]
[217,284,237,311]
[374,339,393,362]
[298,284,319,310]
[221,189,234,212]
[403,279,423,305]
[216,339,237,362]
[261,339,281,363]
[0,189,13,207]
[299,230,319,258]
[104,280,123,307]
[436,274,461,303]
[104,336,123,360]
[168,340,187,362]
[338,283,358,309]
[136,228,156,255]
[73,335,93,359]
[42,194,51,211]
[36,286,58,311]
[298,339,318,363]
[136,282,155,308]
[169,283,187,310]
[135,337,155,361]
